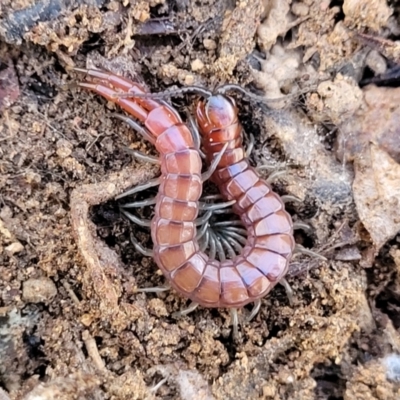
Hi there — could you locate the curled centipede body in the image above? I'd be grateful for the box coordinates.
[75,69,295,314]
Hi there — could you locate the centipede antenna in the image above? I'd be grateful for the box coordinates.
[121,197,157,208]
[123,147,160,164]
[279,278,294,306]
[202,142,229,181]
[171,302,199,318]
[113,113,156,144]
[218,234,237,259]
[245,133,255,158]
[113,85,213,99]
[121,209,152,227]
[294,244,328,261]
[194,210,213,226]
[246,299,262,322]
[129,233,154,257]
[199,199,236,211]
[266,170,287,184]
[215,83,315,107]
[116,176,161,199]
[280,195,302,204]
[230,308,239,339]
[293,222,312,232]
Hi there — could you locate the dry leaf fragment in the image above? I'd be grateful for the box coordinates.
[353,144,400,251]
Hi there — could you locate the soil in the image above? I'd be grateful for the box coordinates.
[1,1,400,399]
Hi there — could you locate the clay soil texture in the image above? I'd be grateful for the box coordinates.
[1,0,400,399]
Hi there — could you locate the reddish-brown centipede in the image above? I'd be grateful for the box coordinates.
[75,68,295,323]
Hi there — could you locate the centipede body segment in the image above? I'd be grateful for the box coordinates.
[75,69,295,310]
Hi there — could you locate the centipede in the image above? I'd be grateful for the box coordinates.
[74,68,295,329]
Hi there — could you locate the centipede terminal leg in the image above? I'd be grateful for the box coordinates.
[171,302,199,318]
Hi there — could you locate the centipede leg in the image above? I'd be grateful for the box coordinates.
[210,230,226,261]
[116,177,161,199]
[136,285,170,293]
[293,221,312,232]
[130,233,153,257]
[208,229,217,259]
[120,197,157,208]
[199,199,236,211]
[171,302,199,318]
[219,232,244,253]
[294,244,327,261]
[280,195,301,204]
[121,209,152,227]
[218,233,237,259]
[196,221,209,241]
[186,112,206,159]
[199,230,210,252]
[266,170,286,183]
[124,147,160,164]
[202,142,229,181]
[150,378,168,393]
[246,299,262,322]
[230,308,239,339]
[194,210,213,226]
[280,278,294,306]
[113,113,156,144]
[245,133,255,158]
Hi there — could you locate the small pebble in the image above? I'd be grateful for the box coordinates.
[191,59,204,72]
[22,277,57,303]
[203,39,217,50]
[5,242,24,255]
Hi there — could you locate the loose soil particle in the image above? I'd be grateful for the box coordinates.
[1,1,400,399]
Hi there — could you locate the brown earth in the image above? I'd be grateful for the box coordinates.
[1,1,400,399]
